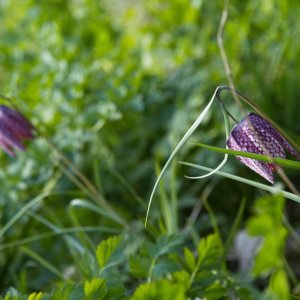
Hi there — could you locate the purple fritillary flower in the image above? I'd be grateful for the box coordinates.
[227,112,299,184]
[0,105,35,157]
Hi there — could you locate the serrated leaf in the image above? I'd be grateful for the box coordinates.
[84,278,107,300]
[28,293,44,300]
[193,269,219,289]
[247,194,285,236]
[96,236,122,269]
[267,269,290,300]
[247,215,274,236]
[152,259,181,279]
[145,235,185,259]
[184,247,196,272]
[2,291,46,300]
[3,287,26,300]
[172,270,190,290]
[197,233,222,269]
[129,255,152,279]
[201,280,229,299]
[105,286,126,300]
[157,235,185,256]
[252,228,287,277]
[50,281,84,300]
[247,194,288,277]
[130,280,186,300]
[78,250,99,279]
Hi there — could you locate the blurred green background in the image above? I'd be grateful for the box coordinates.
[0,0,300,298]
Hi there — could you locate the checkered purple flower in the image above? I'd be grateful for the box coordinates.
[227,112,299,184]
[0,105,35,157]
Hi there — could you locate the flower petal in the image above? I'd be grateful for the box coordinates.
[0,136,16,157]
[0,105,34,139]
[247,113,299,159]
[227,132,274,183]
[0,122,25,152]
[227,112,299,183]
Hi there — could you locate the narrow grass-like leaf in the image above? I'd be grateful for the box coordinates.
[155,159,174,234]
[223,198,246,259]
[0,227,121,251]
[0,192,51,238]
[69,199,124,225]
[181,162,300,203]
[30,213,86,254]
[21,246,64,279]
[193,142,300,169]
[186,97,230,179]
[68,203,95,251]
[145,87,221,226]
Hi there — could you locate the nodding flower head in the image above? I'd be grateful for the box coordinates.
[227,112,299,184]
[0,105,35,157]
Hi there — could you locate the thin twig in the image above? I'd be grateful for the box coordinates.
[217,0,241,108]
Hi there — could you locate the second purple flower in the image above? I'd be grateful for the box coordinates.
[0,105,35,157]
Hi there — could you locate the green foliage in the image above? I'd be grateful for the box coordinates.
[248,194,287,276]
[84,278,107,300]
[129,234,184,281]
[267,270,290,300]
[96,236,123,270]
[0,0,299,299]
[130,280,185,300]
[49,282,84,300]
[247,194,290,299]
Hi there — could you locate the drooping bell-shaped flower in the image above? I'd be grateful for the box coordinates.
[0,105,35,157]
[227,112,299,184]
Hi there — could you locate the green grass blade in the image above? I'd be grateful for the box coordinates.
[145,87,220,226]
[69,199,124,225]
[180,162,300,203]
[0,226,121,251]
[193,141,300,169]
[21,246,64,279]
[0,192,51,238]
[223,198,246,259]
[186,99,230,179]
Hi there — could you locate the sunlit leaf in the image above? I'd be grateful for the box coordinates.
[96,236,123,270]
[84,278,107,300]
[131,280,186,300]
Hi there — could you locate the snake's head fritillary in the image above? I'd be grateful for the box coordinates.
[227,112,299,184]
[0,105,35,157]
